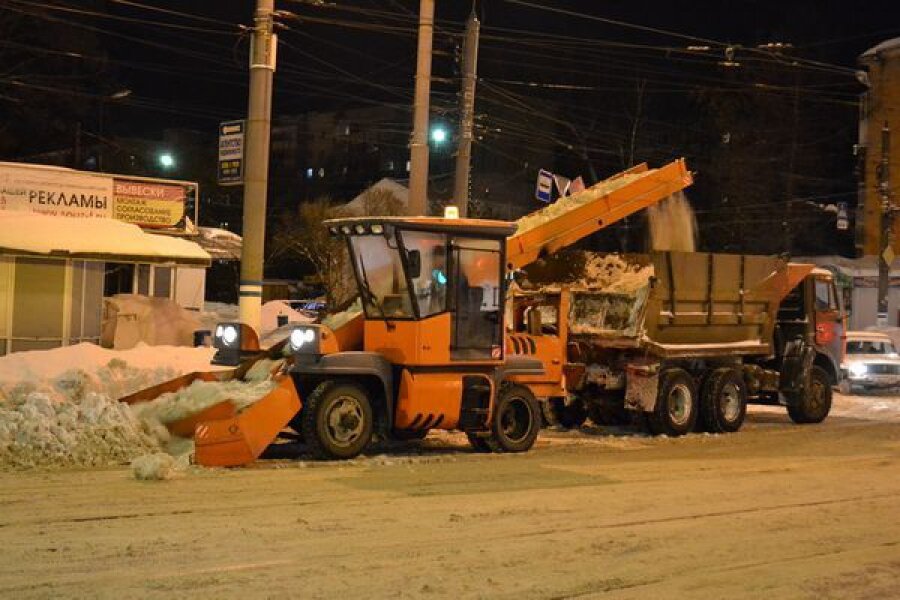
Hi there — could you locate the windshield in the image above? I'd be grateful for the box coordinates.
[846,340,897,355]
[348,233,414,319]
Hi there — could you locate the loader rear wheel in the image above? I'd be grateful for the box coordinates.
[700,368,747,433]
[302,381,373,460]
[787,366,832,424]
[647,368,697,437]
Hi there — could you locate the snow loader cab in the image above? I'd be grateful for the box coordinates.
[286,216,546,460]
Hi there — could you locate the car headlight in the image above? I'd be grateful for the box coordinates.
[289,326,319,353]
[849,362,868,378]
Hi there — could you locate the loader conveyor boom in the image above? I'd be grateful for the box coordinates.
[505,159,693,271]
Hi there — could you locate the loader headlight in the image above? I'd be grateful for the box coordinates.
[220,324,239,346]
[289,326,319,354]
[211,322,260,366]
[849,362,868,378]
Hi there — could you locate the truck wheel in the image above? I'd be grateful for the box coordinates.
[302,380,374,459]
[700,368,747,433]
[647,368,698,437]
[787,366,832,424]
[475,384,541,453]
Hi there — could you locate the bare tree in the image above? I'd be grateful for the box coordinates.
[269,187,405,308]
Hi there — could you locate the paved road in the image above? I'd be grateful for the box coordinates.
[1,404,899,599]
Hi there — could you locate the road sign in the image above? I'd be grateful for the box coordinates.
[218,120,245,186]
[836,202,849,231]
[535,169,553,203]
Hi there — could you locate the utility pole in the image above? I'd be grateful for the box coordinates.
[453,7,480,218]
[408,0,435,216]
[238,0,277,332]
[877,121,892,326]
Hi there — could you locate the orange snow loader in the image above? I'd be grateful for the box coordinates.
[122,159,693,466]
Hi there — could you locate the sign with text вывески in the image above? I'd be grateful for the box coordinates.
[0,162,190,230]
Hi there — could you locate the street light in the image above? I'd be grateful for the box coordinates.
[430,126,448,145]
[158,153,175,169]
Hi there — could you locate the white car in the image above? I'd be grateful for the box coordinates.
[840,331,900,393]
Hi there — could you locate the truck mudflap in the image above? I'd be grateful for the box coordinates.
[624,362,660,412]
[194,376,302,467]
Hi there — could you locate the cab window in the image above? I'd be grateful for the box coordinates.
[814,278,837,312]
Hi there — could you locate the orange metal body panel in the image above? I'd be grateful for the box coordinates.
[762,263,816,305]
[194,376,302,467]
[167,401,236,438]
[394,369,480,430]
[506,159,693,270]
[365,313,453,365]
[325,312,365,352]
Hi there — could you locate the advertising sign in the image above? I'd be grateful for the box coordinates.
[0,164,112,219]
[113,179,186,229]
[0,162,190,230]
[218,120,245,186]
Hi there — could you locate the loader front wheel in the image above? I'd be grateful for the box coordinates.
[302,381,373,460]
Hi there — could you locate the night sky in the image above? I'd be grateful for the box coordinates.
[7,0,891,138]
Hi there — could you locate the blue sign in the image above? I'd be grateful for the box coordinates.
[535,169,553,203]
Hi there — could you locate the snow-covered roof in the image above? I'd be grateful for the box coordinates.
[0,212,210,265]
[196,226,242,260]
[860,37,900,60]
[341,178,410,216]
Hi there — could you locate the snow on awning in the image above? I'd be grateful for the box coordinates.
[0,212,210,266]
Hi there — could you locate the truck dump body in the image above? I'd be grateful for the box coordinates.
[567,252,815,359]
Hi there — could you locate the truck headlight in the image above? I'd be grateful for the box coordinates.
[289,326,319,353]
[849,362,868,378]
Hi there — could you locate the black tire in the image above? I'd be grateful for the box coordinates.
[479,384,541,453]
[787,366,832,424]
[391,429,429,442]
[301,380,374,459]
[699,368,748,433]
[647,368,698,437]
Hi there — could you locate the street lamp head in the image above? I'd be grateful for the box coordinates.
[430,126,448,144]
[110,89,132,100]
[159,153,175,168]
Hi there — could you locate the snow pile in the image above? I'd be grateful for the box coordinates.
[102,295,208,349]
[131,452,187,481]
[647,191,697,252]
[130,378,276,428]
[0,361,179,470]
[0,343,220,471]
[516,172,648,234]
[582,254,653,294]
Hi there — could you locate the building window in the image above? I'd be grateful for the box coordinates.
[306,168,314,179]
[318,167,326,178]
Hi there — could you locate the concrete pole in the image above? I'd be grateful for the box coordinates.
[238,0,276,332]
[877,121,892,326]
[407,0,435,216]
[453,9,480,218]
